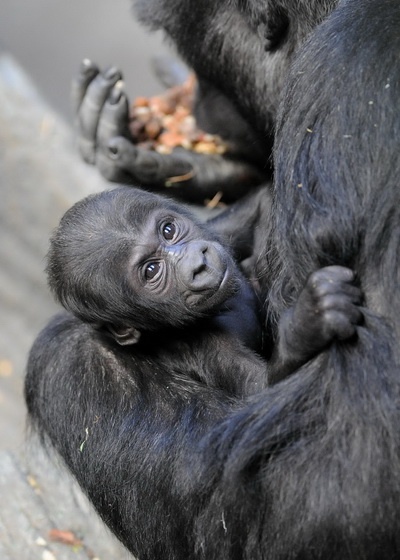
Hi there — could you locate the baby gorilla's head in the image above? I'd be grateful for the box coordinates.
[47,187,241,344]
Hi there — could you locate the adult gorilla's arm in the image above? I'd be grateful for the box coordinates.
[72,59,267,203]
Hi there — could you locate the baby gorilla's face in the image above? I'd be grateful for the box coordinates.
[47,187,242,338]
[127,206,240,321]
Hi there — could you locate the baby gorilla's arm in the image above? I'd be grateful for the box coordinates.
[268,266,363,384]
[212,272,263,352]
[209,265,362,389]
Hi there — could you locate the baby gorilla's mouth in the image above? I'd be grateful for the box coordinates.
[185,267,225,304]
[185,261,238,311]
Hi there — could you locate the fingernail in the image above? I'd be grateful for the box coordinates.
[104,67,121,81]
[109,87,122,105]
[80,58,96,74]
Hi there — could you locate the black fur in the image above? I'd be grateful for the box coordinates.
[133,0,339,136]
[44,186,269,396]
[43,185,360,388]
[26,0,400,558]
[196,0,400,558]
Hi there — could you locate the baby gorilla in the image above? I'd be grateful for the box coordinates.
[47,186,362,394]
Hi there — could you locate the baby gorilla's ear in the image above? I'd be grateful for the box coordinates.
[107,324,141,345]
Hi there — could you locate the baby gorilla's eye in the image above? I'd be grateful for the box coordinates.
[162,222,176,240]
[144,262,161,281]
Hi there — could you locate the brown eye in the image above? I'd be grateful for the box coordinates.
[162,222,176,240]
[144,262,161,280]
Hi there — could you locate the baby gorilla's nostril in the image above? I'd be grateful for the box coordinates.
[192,250,207,279]
[192,260,207,280]
[186,242,211,283]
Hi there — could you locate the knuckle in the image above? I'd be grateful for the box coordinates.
[308,269,326,290]
[318,294,339,311]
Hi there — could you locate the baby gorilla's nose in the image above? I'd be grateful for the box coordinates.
[191,244,208,279]
[180,241,223,292]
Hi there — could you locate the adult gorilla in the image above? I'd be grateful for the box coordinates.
[26,0,400,559]
[196,1,400,558]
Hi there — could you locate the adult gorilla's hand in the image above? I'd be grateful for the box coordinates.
[71,59,265,203]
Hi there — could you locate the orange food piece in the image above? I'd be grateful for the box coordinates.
[133,96,149,108]
[145,117,163,139]
[158,131,187,149]
[48,529,83,547]
[129,74,227,155]
[149,96,175,116]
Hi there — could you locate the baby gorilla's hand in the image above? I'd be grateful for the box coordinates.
[266,265,363,385]
[286,265,363,359]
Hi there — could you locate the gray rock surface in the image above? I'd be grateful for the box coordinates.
[0,51,134,559]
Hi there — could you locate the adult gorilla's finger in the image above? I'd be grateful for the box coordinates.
[76,66,122,164]
[71,58,99,114]
[99,137,264,203]
[96,85,131,147]
[97,137,193,185]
